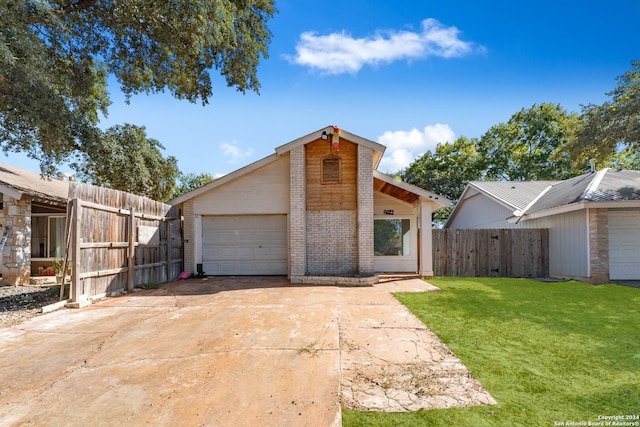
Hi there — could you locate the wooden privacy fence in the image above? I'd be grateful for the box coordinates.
[433,229,549,278]
[64,183,183,303]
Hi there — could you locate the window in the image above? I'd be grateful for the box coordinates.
[374,219,411,256]
[322,156,341,183]
[31,216,65,258]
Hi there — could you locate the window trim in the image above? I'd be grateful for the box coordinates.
[31,214,66,260]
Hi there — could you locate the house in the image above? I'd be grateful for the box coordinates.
[170,126,450,284]
[0,163,70,286]
[446,168,640,284]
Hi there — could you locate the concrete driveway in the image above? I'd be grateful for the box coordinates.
[0,277,494,426]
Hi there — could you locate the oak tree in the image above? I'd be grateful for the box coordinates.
[0,0,276,174]
[571,60,640,168]
[73,124,179,201]
[478,103,580,181]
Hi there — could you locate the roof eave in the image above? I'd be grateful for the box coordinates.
[373,170,451,209]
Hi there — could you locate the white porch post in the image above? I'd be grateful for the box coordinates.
[419,200,434,277]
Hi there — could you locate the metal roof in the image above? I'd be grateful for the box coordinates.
[470,180,559,211]
[464,168,640,222]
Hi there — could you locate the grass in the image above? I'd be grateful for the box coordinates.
[343,277,640,427]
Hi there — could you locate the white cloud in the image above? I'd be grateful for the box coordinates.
[377,124,455,172]
[220,141,254,163]
[288,18,481,74]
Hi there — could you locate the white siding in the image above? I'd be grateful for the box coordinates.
[448,193,518,228]
[521,210,589,278]
[374,192,416,216]
[194,156,290,215]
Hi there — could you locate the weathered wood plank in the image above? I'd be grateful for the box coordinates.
[66,182,183,302]
[433,228,548,278]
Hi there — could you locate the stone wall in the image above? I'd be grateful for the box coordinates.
[1,196,31,285]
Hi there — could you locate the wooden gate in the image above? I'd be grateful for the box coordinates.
[64,183,182,303]
[433,229,549,278]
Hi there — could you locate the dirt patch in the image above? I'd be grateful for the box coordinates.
[0,285,61,329]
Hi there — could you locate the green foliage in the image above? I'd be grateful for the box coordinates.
[0,0,276,174]
[73,124,179,201]
[572,60,640,167]
[478,103,580,181]
[0,0,109,174]
[171,172,217,199]
[402,136,484,226]
[403,136,484,201]
[344,277,640,426]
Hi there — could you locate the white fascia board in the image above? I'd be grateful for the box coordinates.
[0,184,24,200]
[510,201,587,222]
[511,199,640,223]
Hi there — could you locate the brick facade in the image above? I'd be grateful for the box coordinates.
[357,146,374,275]
[289,146,307,277]
[588,208,609,284]
[306,210,358,275]
[1,196,31,285]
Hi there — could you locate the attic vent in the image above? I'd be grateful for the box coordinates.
[322,156,341,183]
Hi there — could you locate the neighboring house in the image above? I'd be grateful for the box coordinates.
[446,168,640,284]
[170,126,450,284]
[0,163,70,286]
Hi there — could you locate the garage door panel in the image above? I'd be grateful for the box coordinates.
[609,211,640,280]
[202,215,287,275]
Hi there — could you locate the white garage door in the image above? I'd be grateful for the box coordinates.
[609,211,640,280]
[202,215,287,275]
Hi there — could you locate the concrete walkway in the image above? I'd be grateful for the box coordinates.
[0,277,494,426]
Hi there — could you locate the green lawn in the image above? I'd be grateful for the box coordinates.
[343,278,640,427]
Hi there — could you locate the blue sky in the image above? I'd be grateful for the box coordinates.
[6,0,640,177]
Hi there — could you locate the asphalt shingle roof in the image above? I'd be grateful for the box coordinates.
[0,163,69,203]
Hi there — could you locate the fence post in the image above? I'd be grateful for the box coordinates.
[70,199,83,303]
[128,208,135,290]
[166,220,172,281]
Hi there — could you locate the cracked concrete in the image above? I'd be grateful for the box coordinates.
[0,276,494,426]
[337,279,496,412]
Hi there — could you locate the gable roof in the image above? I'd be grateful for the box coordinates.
[275,125,386,167]
[0,163,69,205]
[520,168,640,218]
[171,126,389,206]
[447,168,640,225]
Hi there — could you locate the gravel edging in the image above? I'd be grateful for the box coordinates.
[0,285,63,329]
